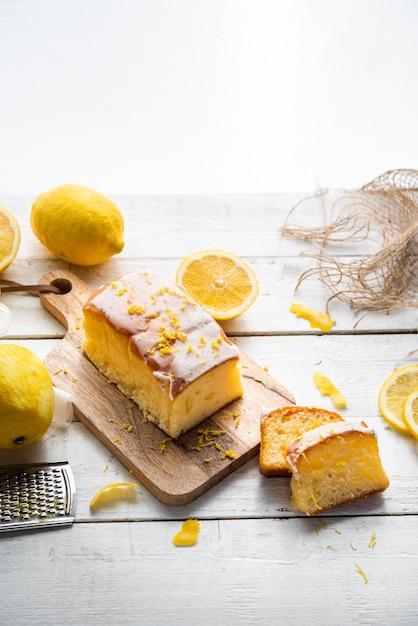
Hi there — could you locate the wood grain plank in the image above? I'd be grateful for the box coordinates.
[2,255,417,338]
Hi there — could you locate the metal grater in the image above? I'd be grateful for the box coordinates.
[0,461,76,533]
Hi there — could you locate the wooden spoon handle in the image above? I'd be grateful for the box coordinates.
[38,270,94,333]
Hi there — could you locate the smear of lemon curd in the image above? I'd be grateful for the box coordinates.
[290,303,335,332]
[89,482,139,510]
[172,519,201,546]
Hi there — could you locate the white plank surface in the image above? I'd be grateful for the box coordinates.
[1,517,417,626]
[1,193,418,625]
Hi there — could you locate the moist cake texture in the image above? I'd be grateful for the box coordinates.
[82,271,244,438]
[286,421,390,515]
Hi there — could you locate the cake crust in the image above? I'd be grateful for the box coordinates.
[259,405,344,477]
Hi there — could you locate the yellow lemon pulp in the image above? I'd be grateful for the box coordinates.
[172,519,201,546]
[0,344,54,449]
[89,482,139,510]
[31,184,124,266]
[403,390,418,439]
[175,249,259,320]
[0,205,21,272]
[378,364,418,434]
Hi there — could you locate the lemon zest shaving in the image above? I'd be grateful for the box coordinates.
[355,564,368,584]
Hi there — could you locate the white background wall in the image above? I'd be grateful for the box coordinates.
[0,0,417,195]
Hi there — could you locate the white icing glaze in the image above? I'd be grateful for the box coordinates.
[83,271,240,399]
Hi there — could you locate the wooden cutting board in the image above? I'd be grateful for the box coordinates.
[39,269,295,505]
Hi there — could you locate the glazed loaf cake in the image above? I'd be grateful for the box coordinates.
[82,271,244,438]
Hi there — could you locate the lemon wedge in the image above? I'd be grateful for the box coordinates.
[378,365,418,434]
[175,249,259,320]
[89,482,139,510]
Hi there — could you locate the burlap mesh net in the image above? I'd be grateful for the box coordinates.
[281,169,418,315]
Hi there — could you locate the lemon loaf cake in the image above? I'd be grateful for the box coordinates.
[286,421,390,516]
[259,405,344,477]
[82,271,244,438]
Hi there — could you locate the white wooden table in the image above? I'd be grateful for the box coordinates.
[1,194,417,625]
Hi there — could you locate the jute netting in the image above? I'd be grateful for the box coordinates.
[281,169,418,315]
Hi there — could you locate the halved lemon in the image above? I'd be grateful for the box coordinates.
[0,206,21,272]
[89,482,139,510]
[378,365,418,434]
[403,390,418,439]
[175,249,259,320]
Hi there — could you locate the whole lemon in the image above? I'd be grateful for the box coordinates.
[31,184,125,266]
[0,344,54,449]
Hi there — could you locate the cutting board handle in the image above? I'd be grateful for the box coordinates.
[39,269,93,333]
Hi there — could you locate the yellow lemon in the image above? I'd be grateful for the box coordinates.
[378,364,418,435]
[0,205,21,272]
[30,184,124,266]
[0,344,54,449]
[175,249,259,320]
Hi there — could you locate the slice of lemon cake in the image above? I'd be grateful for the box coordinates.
[259,405,344,476]
[82,271,244,438]
[285,421,390,515]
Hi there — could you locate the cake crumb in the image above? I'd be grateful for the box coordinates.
[221,449,237,460]
[159,437,171,453]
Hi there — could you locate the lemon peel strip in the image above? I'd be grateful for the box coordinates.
[89,482,139,510]
[313,371,347,409]
[172,519,201,546]
[290,303,335,332]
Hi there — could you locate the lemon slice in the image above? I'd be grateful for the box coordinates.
[175,249,259,320]
[0,205,21,272]
[403,389,418,439]
[89,482,139,510]
[378,365,418,434]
